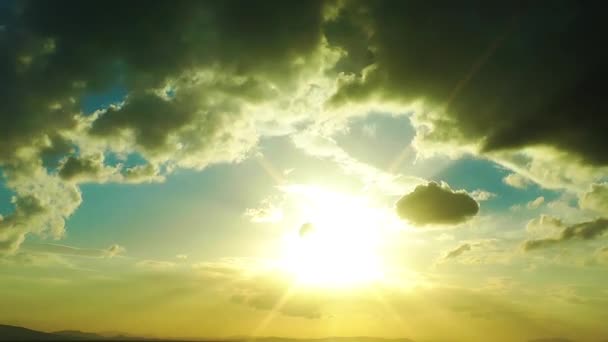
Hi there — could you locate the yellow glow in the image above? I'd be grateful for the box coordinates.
[279,186,392,287]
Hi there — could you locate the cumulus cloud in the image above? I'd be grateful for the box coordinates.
[2,0,607,254]
[0,0,333,253]
[395,182,479,226]
[526,215,564,236]
[579,183,608,215]
[58,153,117,182]
[503,173,531,189]
[0,168,81,254]
[523,218,608,251]
[471,189,496,201]
[527,196,545,209]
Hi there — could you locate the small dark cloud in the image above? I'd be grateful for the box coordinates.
[58,154,106,182]
[523,218,608,251]
[299,222,315,237]
[395,182,479,226]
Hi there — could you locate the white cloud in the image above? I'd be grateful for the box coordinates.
[527,196,545,209]
[471,189,496,201]
[503,173,530,189]
[579,183,608,215]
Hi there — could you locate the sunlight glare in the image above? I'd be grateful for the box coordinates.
[280,185,395,288]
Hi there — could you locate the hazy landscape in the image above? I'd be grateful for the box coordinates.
[0,324,586,342]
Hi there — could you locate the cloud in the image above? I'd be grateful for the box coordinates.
[325,2,608,191]
[395,182,479,226]
[0,1,333,253]
[526,215,564,236]
[194,259,323,319]
[0,170,81,254]
[579,183,608,215]
[244,198,284,223]
[471,189,496,201]
[292,129,425,196]
[136,260,177,269]
[106,244,126,257]
[2,0,606,255]
[523,218,608,251]
[58,153,117,182]
[22,242,125,258]
[436,239,506,265]
[443,243,472,259]
[299,222,315,238]
[503,173,531,189]
[527,196,545,209]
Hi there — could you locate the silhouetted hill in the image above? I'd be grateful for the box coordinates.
[0,324,417,342]
[255,338,415,342]
[54,330,108,340]
[0,324,69,341]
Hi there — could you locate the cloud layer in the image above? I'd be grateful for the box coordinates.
[1,1,607,253]
[523,218,608,251]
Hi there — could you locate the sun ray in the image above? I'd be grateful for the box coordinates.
[248,283,298,339]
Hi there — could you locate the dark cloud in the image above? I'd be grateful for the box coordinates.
[328,1,608,165]
[0,0,327,252]
[523,218,608,251]
[3,0,606,254]
[395,182,479,226]
[58,154,106,181]
[299,222,315,237]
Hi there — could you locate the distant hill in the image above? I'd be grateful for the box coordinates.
[53,330,109,340]
[0,324,69,341]
[0,324,416,342]
[0,324,154,341]
[256,338,415,342]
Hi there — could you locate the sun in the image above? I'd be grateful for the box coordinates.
[279,186,391,288]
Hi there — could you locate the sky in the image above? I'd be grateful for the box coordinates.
[1,1,607,341]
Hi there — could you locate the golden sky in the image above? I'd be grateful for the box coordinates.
[1,1,607,341]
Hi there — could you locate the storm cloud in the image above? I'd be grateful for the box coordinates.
[328,1,608,166]
[0,0,329,252]
[1,0,606,253]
